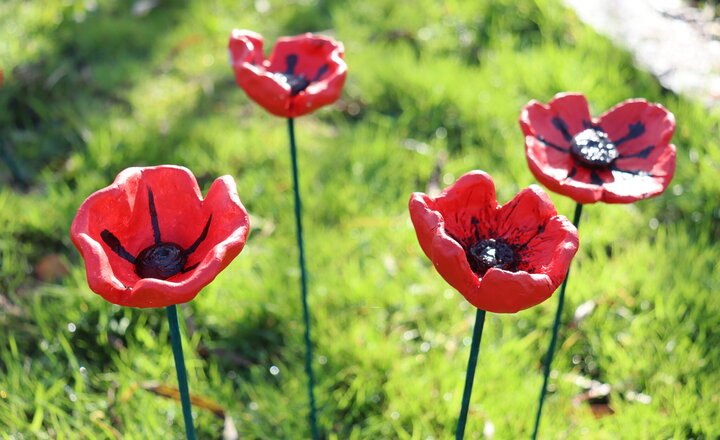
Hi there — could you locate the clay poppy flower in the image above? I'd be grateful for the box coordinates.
[519,92,676,204]
[228,29,347,118]
[409,171,579,313]
[71,166,250,308]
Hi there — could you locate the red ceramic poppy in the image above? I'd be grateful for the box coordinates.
[409,171,579,313]
[71,166,250,308]
[519,92,677,204]
[228,29,347,118]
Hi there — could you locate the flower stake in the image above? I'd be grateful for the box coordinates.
[528,202,581,440]
[456,308,486,439]
[71,166,250,438]
[229,30,347,439]
[409,171,579,439]
[519,92,676,439]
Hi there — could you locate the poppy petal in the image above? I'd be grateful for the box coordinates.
[475,269,555,313]
[494,185,558,245]
[268,34,342,80]
[232,63,294,117]
[409,193,483,301]
[428,171,498,241]
[601,166,675,203]
[598,99,675,156]
[520,93,592,149]
[521,215,579,279]
[228,29,265,67]
[520,101,572,151]
[547,93,593,137]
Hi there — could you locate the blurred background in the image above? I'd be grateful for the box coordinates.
[0,0,718,438]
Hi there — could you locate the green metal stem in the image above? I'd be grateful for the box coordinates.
[287,117,320,440]
[530,202,583,440]
[166,305,197,440]
[455,308,487,440]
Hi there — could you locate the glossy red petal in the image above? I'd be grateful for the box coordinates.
[409,193,483,302]
[232,63,294,117]
[494,185,557,244]
[521,215,579,280]
[229,30,293,117]
[520,93,592,147]
[228,29,265,67]
[615,141,676,174]
[602,163,675,203]
[474,269,555,313]
[524,134,573,181]
[525,135,604,204]
[428,171,498,240]
[268,34,342,80]
[70,231,133,306]
[71,166,250,308]
[548,93,593,134]
[520,101,570,150]
[598,99,675,156]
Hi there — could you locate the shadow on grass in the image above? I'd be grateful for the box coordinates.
[0,1,194,187]
[195,304,289,377]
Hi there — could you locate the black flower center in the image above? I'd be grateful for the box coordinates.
[275,54,329,96]
[467,238,519,276]
[570,128,619,168]
[277,73,311,96]
[135,242,187,280]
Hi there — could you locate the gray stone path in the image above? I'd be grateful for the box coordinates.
[563,0,720,108]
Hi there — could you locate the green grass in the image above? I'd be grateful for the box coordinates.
[1,0,719,438]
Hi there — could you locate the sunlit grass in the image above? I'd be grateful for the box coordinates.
[1,0,719,438]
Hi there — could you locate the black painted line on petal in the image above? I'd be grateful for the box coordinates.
[181,262,199,274]
[581,120,600,130]
[147,188,161,244]
[185,215,213,256]
[619,145,655,160]
[590,171,604,185]
[613,122,645,146]
[470,217,482,241]
[515,224,543,251]
[313,64,329,82]
[100,230,137,264]
[536,136,570,153]
[285,54,299,75]
[551,117,573,142]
